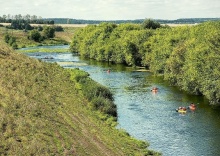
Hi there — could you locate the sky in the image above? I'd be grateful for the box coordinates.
[0,0,220,20]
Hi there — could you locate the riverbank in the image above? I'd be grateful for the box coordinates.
[0,33,160,154]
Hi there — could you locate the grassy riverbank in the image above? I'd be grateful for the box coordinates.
[0,31,160,154]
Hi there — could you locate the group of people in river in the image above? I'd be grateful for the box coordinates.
[176,103,197,113]
[112,77,196,114]
[149,86,197,113]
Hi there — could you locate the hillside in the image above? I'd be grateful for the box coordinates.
[0,42,160,155]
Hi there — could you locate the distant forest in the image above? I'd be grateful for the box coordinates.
[0,14,54,24]
[46,18,220,24]
[0,14,219,25]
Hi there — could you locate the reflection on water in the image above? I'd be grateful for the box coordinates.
[23,48,220,156]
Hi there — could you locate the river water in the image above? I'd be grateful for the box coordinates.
[21,45,220,156]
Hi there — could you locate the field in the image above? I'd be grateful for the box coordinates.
[0,25,81,48]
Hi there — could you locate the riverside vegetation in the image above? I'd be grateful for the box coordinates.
[0,24,160,155]
[70,20,220,106]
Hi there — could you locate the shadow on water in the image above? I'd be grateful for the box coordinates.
[22,46,220,156]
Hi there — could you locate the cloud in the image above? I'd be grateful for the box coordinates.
[0,0,219,20]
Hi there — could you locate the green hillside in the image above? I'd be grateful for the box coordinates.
[0,42,160,155]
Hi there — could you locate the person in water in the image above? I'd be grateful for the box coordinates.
[188,103,196,111]
[151,87,158,92]
[176,106,186,112]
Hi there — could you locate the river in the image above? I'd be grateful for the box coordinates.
[21,45,220,156]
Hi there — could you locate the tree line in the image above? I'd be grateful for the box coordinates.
[45,18,220,24]
[70,19,220,106]
[0,14,55,32]
[0,14,54,24]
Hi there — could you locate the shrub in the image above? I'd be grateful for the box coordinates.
[43,26,55,39]
[11,42,18,49]
[141,19,161,29]
[53,26,64,32]
[29,29,41,42]
[4,34,10,43]
[91,97,117,117]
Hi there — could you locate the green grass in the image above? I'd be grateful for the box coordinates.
[0,44,161,155]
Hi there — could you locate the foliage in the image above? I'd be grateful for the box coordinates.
[42,26,55,39]
[6,20,33,30]
[0,14,54,24]
[70,21,220,106]
[68,68,117,117]
[70,22,151,66]
[4,34,18,49]
[28,29,42,42]
[53,25,64,32]
[141,19,161,29]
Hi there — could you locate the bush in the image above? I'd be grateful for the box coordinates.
[91,97,117,117]
[4,34,10,43]
[29,29,41,42]
[43,26,55,39]
[68,68,117,117]
[53,26,64,32]
[11,42,18,49]
[8,36,16,46]
[141,19,161,29]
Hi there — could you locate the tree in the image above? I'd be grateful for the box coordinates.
[29,29,41,42]
[141,19,161,29]
[42,26,55,39]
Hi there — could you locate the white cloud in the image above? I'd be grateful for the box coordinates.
[0,0,219,20]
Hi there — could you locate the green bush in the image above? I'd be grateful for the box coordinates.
[43,26,55,39]
[68,68,117,117]
[4,34,10,43]
[29,29,41,42]
[11,42,18,49]
[4,34,17,49]
[91,97,117,117]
